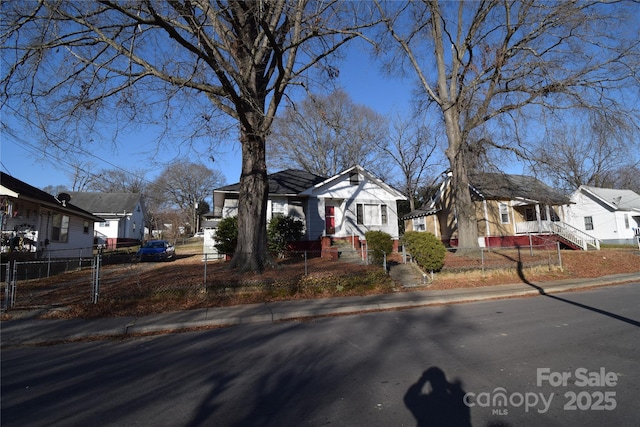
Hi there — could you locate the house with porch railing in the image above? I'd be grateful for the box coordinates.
[404,171,600,250]
[563,185,640,247]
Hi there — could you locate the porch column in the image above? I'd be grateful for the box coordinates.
[482,200,490,236]
[535,204,542,232]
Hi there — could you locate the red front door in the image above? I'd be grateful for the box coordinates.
[325,205,335,235]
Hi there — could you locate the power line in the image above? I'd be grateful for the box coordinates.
[0,160,13,176]
[1,120,217,201]
[2,124,147,182]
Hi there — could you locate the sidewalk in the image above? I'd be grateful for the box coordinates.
[2,272,639,348]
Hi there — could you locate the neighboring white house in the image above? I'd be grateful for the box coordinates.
[564,185,640,246]
[1,172,103,258]
[68,192,147,249]
[213,166,407,247]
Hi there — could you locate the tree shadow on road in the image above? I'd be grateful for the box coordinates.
[503,247,639,328]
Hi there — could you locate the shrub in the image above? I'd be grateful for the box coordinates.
[214,216,238,255]
[402,231,446,272]
[268,215,305,257]
[364,230,393,265]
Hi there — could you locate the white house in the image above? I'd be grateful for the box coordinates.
[299,166,406,241]
[564,185,640,246]
[1,172,102,259]
[68,192,147,249]
[213,166,406,249]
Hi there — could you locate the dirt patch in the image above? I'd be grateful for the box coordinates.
[426,249,640,290]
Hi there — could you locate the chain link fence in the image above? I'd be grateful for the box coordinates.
[1,241,564,314]
[438,243,563,275]
[1,249,391,313]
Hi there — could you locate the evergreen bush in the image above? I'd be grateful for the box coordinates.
[267,215,305,257]
[364,230,393,265]
[402,231,446,272]
[214,216,238,255]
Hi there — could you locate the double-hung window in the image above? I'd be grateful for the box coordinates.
[271,199,286,217]
[52,213,70,242]
[499,203,510,224]
[584,216,594,231]
[356,204,388,225]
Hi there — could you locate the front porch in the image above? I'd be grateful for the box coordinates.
[514,220,600,250]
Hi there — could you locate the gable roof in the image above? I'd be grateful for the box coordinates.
[403,172,569,220]
[469,172,570,205]
[67,192,144,216]
[0,172,102,221]
[300,165,407,199]
[578,186,640,212]
[215,169,328,196]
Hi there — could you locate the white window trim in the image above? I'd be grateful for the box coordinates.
[357,203,387,226]
[414,216,426,232]
[499,203,510,224]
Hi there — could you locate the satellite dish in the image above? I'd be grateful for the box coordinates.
[57,192,71,206]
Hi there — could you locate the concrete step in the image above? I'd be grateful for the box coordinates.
[337,248,364,263]
[389,262,430,288]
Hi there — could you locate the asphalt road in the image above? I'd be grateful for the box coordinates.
[2,283,639,427]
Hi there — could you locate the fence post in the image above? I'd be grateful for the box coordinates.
[304,251,308,276]
[383,251,387,273]
[556,242,563,271]
[47,251,51,278]
[92,254,101,304]
[3,262,11,310]
[203,253,208,286]
[10,261,17,309]
[481,248,485,276]
[529,234,533,256]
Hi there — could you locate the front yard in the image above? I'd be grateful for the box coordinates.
[2,246,638,320]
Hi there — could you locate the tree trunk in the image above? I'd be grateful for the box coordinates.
[228,129,272,272]
[443,110,479,252]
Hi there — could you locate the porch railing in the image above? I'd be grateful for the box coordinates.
[549,222,600,250]
[514,220,553,234]
[515,220,600,250]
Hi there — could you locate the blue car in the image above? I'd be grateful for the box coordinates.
[136,240,175,262]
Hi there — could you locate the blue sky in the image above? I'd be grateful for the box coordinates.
[2,3,638,196]
[1,43,416,191]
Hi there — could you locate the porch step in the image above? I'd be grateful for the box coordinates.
[331,240,364,263]
[337,248,363,262]
[549,234,582,251]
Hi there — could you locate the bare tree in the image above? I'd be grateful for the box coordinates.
[2,1,376,271]
[375,113,441,211]
[41,184,69,197]
[268,89,388,176]
[611,163,640,194]
[87,168,148,193]
[68,161,99,192]
[149,161,225,232]
[375,1,640,249]
[534,118,637,193]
